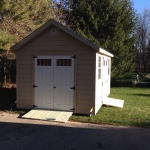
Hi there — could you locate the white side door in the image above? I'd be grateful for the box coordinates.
[53,56,74,110]
[95,54,103,113]
[34,56,54,109]
[102,56,108,101]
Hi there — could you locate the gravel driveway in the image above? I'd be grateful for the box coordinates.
[0,112,150,150]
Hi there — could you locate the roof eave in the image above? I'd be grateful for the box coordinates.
[11,20,56,52]
[98,48,114,57]
[11,19,101,52]
[10,19,114,57]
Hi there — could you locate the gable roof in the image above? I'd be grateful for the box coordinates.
[11,19,114,57]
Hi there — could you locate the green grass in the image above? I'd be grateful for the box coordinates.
[1,83,150,128]
[70,87,150,128]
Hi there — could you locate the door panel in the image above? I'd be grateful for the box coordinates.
[55,91,61,105]
[102,56,108,101]
[34,56,54,109]
[65,91,71,105]
[53,56,74,110]
[34,56,74,111]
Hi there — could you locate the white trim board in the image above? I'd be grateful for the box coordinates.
[103,97,124,108]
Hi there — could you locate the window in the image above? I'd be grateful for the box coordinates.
[98,56,101,79]
[49,28,60,35]
[108,59,110,75]
[56,59,72,66]
[37,59,51,66]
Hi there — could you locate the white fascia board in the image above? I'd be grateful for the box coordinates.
[99,48,114,57]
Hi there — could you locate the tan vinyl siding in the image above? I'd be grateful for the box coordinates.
[77,74,93,80]
[76,99,93,105]
[76,52,94,114]
[17,86,32,92]
[17,104,32,109]
[77,94,93,100]
[76,108,93,115]
[16,50,33,108]
[76,89,93,94]
[20,45,89,51]
[16,26,95,114]
[17,59,32,65]
[17,73,32,78]
[77,65,93,70]
[18,77,32,83]
[76,79,93,85]
[18,91,32,96]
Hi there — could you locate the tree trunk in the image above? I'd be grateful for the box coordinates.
[144,63,147,72]
[0,58,4,88]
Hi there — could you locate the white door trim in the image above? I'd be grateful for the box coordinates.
[34,56,74,111]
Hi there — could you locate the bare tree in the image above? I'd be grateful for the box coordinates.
[136,9,150,72]
[53,0,73,27]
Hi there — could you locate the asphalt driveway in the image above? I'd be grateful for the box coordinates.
[0,112,150,150]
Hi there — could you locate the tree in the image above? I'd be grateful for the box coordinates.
[52,0,72,26]
[0,50,16,88]
[67,0,136,79]
[135,9,150,72]
[0,0,54,50]
[0,0,54,87]
[0,30,14,51]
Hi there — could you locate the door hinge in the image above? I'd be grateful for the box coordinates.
[33,55,38,59]
[33,105,38,108]
[70,86,75,90]
[70,108,75,111]
[33,85,38,88]
[71,55,76,59]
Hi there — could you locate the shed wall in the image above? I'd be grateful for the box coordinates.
[95,53,103,114]
[16,26,95,114]
[94,54,111,114]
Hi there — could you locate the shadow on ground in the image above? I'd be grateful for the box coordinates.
[128,93,150,97]
[0,116,150,150]
[111,80,150,87]
[0,88,30,114]
[0,88,16,110]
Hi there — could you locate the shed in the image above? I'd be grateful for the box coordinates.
[11,19,114,115]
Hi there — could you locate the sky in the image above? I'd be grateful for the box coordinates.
[55,0,150,14]
[131,0,150,14]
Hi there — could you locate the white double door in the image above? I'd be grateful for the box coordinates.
[34,56,74,111]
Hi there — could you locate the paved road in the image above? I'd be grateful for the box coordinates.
[0,112,150,150]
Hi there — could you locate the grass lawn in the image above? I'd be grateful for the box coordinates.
[0,84,150,128]
[70,87,150,128]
